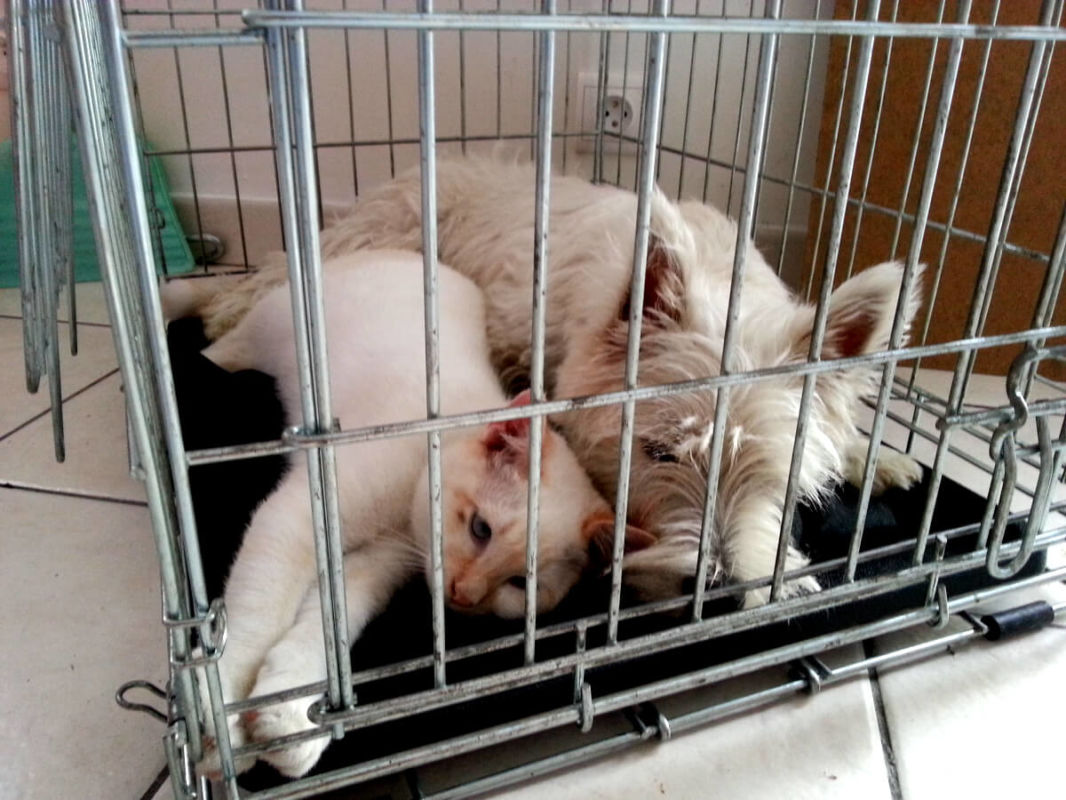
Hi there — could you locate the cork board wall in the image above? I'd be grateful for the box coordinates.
[803,0,1065,380]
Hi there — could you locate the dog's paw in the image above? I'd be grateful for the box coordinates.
[871,448,923,494]
[742,573,821,609]
[843,443,923,496]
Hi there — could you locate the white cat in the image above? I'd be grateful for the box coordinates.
[187,250,648,778]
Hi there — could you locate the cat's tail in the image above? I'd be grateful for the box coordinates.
[160,254,290,340]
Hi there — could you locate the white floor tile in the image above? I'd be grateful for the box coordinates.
[0,318,118,438]
[871,582,1066,800]
[0,488,168,800]
[0,282,113,326]
[0,372,145,502]
[418,647,891,800]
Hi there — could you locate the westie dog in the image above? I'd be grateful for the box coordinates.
[166,158,923,607]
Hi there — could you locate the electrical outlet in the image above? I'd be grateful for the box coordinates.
[576,72,644,155]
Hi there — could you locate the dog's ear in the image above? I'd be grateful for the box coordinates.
[618,237,686,325]
[815,261,924,359]
[618,189,688,326]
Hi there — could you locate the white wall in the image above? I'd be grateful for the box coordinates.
[122,0,831,278]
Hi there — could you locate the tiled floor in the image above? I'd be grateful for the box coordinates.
[1,283,1064,800]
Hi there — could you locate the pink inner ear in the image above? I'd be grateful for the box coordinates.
[828,310,878,359]
[484,392,534,458]
[508,389,532,408]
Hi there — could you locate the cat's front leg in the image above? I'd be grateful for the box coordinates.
[196,473,321,777]
[246,539,414,778]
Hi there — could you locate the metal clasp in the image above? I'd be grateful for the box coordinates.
[166,598,228,669]
[573,621,595,733]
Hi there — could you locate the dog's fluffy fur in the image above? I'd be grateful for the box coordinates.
[166,158,923,607]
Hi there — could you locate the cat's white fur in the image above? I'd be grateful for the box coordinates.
[194,250,623,778]
[170,157,924,609]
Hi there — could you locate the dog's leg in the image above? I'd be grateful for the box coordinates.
[725,497,821,609]
[842,438,923,495]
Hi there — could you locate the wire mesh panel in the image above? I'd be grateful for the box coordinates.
[10,1,1066,798]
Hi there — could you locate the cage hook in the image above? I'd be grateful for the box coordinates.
[577,682,595,733]
[987,416,1060,578]
[929,584,950,630]
[572,621,594,732]
[923,532,948,625]
[115,679,169,723]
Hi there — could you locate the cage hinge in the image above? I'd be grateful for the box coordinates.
[165,598,228,670]
[924,533,950,629]
[789,655,830,695]
[626,702,672,742]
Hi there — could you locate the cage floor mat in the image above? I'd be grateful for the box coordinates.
[167,318,1043,791]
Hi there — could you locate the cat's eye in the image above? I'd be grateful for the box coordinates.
[469,512,493,542]
[641,439,678,463]
[507,575,527,590]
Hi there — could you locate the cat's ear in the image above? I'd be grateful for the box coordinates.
[801,261,924,359]
[483,390,535,466]
[582,510,657,568]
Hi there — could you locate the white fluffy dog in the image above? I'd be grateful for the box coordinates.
[166,158,923,607]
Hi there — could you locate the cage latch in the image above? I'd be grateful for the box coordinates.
[163,718,209,800]
[985,346,1066,579]
[116,679,168,723]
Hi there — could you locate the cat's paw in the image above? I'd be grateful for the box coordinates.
[196,716,254,781]
[246,696,330,778]
[190,661,255,779]
[246,662,330,778]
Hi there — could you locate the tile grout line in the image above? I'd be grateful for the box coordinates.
[0,481,148,507]
[0,312,113,328]
[0,367,121,444]
[864,639,904,800]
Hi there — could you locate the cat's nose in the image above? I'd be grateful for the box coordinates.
[449,577,480,608]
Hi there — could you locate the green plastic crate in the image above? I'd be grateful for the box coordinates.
[0,138,196,289]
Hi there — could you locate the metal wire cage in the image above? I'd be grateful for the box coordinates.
[9,1,1066,798]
